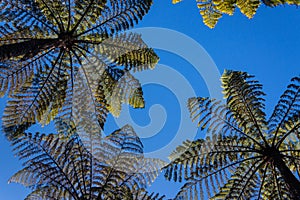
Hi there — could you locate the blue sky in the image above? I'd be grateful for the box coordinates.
[1,1,300,199]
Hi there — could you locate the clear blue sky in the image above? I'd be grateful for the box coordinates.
[1,1,300,199]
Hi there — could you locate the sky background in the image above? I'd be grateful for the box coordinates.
[1,0,300,199]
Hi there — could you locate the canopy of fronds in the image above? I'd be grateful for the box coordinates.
[172,0,300,28]
[9,124,166,200]
[0,0,159,139]
[164,70,300,199]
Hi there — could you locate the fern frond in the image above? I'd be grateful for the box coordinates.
[164,134,261,199]
[2,51,68,138]
[131,188,166,200]
[0,42,57,98]
[188,97,238,134]
[1,0,157,138]
[222,70,267,141]
[174,70,300,199]
[217,159,263,199]
[236,0,260,18]
[104,125,144,155]
[197,2,223,29]
[96,32,159,72]
[102,71,145,117]
[33,0,72,32]
[0,0,58,34]
[10,125,164,199]
[24,186,73,200]
[187,97,263,148]
[269,76,300,144]
[262,0,300,7]
[260,163,291,199]
[214,0,236,16]
[180,0,299,28]
[172,0,183,4]
[76,0,153,37]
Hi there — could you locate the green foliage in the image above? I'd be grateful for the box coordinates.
[0,0,159,139]
[164,70,300,199]
[9,124,166,200]
[172,0,300,28]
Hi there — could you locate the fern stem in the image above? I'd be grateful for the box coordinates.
[40,0,64,32]
[257,162,270,200]
[18,50,64,127]
[276,122,300,149]
[75,2,136,37]
[70,0,95,35]
[33,136,81,200]
[13,3,59,35]
[238,85,269,146]
[237,159,265,199]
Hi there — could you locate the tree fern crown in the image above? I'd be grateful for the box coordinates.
[164,70,300,199]
[0,0,159,139]
[9,124,166,199]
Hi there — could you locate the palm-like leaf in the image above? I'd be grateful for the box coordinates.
[164,70,300,199]
[172,0,300,28]
[9,124,165,200]
[0,0,158,139]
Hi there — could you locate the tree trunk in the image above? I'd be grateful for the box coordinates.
[274,156,300,199]
[0,39,57,61]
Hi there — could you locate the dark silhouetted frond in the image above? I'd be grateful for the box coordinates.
[188,97,244,136]
[131,188,166,200]
[9,125,165,200]
[268,76,300,145]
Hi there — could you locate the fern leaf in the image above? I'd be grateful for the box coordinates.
[97,33,159,72]
[197,2,222,29]
[268,76,300,144]
[171,70,300,199]
[76,0,153,37]
[262,0,300,6]
[0,0,158,138]
[172,0,183,4]
[102,71,145,117]
[236,0,260,19]
[10,125,164,199]
[221,70,267,139]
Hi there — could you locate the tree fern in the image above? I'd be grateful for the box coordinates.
[9,124,165,200]
[164,70,300,199]
[172,0,300,28]
[0,0,158,139]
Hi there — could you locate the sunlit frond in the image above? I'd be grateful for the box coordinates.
[96,32,159,72]
[221,70,267,140]
[173,0,300,28]
[172,0,183,4]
